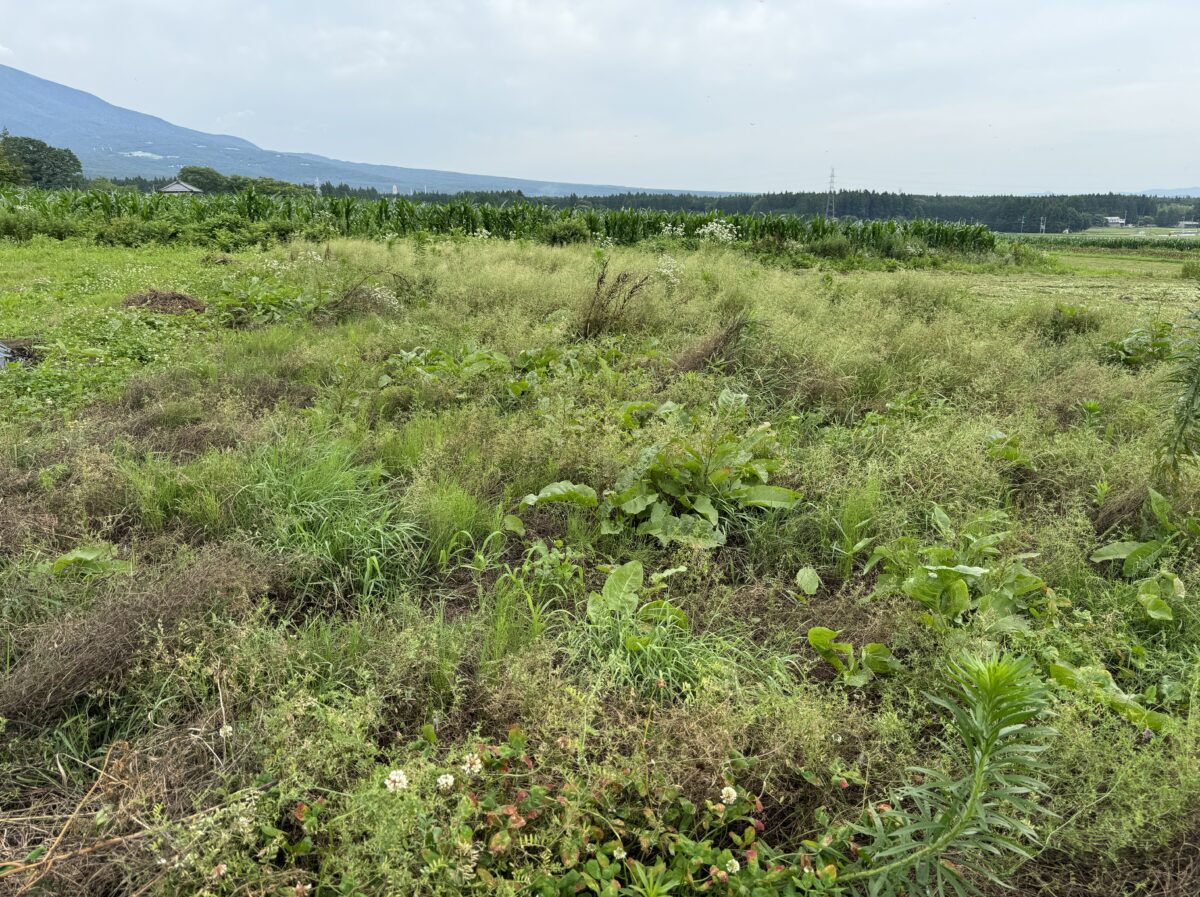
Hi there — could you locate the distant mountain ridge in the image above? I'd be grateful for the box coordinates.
[1143,188,1200,198]
[0,64,703,196]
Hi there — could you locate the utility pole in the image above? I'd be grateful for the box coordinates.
[825,168,836,220]
[1019,215,1025,233]
[1039,216,1046,234]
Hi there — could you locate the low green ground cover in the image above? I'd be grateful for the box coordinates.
[2,233,1200,895]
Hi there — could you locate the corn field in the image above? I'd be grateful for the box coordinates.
[0,187,999,253]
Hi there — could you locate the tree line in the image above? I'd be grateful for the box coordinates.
[1,131,1197,232]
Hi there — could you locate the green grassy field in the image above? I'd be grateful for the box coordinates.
[2,233,1200,895]
[1078,227,1198,237]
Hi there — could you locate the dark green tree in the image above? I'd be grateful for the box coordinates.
[177,166,230,193]
[0,148,24,186]
[0,135,83,188]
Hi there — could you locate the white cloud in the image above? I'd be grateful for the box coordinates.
[0,43,12,57]
[2,0,1199,193]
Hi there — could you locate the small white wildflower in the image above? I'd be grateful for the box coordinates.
[696,219,739,244]
[385,769,408,792]
[613,847,626,860]
[726,858,740,874]
[210,863,228,878]
[655,253,681,289]
[218,724,233,739]
[293,884,312,896]
[461,753,483,777]
[721,786,738,804]
[437,773,455,792]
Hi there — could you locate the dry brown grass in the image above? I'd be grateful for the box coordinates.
[0,721,264,896]
[576,260,652,339]
[990,820,1200,897]
[0,544,270,725]
[122,290,207,315]
[1092,483,1149,535]
[673,308,754,373]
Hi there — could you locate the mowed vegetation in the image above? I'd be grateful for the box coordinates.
[2,218,1200,897]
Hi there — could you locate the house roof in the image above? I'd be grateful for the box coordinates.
[158,180,203,194]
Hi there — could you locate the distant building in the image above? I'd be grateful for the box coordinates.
[1179,220,1199,228]
[1102,216,1126,227]
[157,179,203,195]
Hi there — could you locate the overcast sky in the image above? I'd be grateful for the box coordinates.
[1,0,1197,194]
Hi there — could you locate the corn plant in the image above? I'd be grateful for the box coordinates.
[1,186,1004,254]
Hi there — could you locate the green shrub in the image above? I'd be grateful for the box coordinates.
[540,216,592,246]
[806,233,853,258]
[1042,302,1100,342]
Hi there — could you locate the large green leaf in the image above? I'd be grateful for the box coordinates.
[636,599,689,631]
[1122,540,1165,578]
[862,643,903,675]
[807,626,852,672]
[1136,571,1184,621]
[639,510,724,548]
[1050,662,1171,731]
[1148,488,1175,532]
[521,480,598,508]
[739,484,801,510]
[794,567,822,596]
[601,560,643,615]
[1089,541,1145,563]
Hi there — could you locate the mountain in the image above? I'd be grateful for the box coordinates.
[0,65,700,196]
[1142,188,1200,198]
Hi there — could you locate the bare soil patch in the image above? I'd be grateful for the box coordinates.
[122,289,207,314]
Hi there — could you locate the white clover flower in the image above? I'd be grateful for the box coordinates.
[437,773,455,792]
[385,769,408,792]
[461,753,483,777]
[613,847,626,860]
[721,786,738,804]
[218,724,233,739]
[726,858,740,874]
